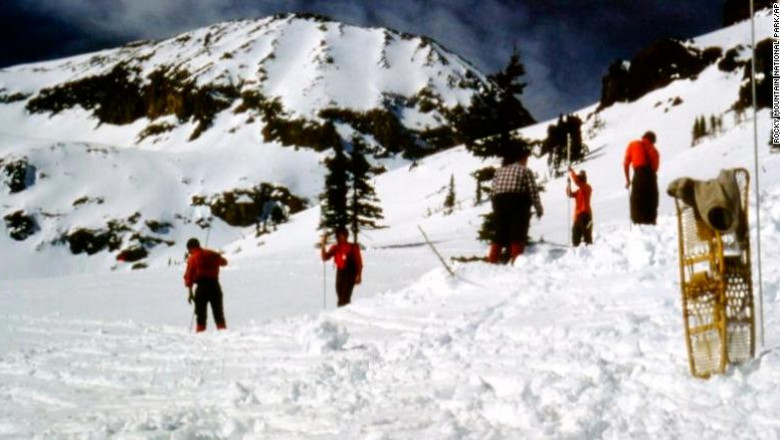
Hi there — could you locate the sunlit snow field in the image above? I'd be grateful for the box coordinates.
[0,12,779,440]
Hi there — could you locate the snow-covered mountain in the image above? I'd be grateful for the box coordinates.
[2,12,496,150]
[0,13,525,276]
[1,7,779,440]
[0,8,773,277]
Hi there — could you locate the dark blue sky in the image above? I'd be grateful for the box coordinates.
[0,1,724,120]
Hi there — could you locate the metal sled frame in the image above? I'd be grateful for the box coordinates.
[673,168,755,378]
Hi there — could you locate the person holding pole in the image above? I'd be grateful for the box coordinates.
[566,134,572,240]
[184,238,228,332]
[320,228,362,307]
[566,166,593,246]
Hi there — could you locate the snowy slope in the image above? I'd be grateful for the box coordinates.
[229,11,777,256]
[0,13,485,146]
[0,13,494,277]
[1,10,779,440]
[1,196,778,438]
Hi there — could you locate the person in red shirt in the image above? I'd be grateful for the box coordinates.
[566,166,593,246]
[184,238,228,332]
[623,131,660,225]
[320,228,363,307]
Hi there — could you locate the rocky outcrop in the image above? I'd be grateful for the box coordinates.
[734,39,772,111]
[192,183,308,228]
[599,39,721,110]
[4,210,38,241]
[0,90,29,103]
[718,46,747,72]
[10,13,514,160]
[600,61,632,111]
[116,246,149,263]
[61,213,174,256]
[65,227,124,255]
[0,157,36,193]
[26,64,238,141]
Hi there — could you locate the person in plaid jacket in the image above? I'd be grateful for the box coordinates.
[488,148,543,263]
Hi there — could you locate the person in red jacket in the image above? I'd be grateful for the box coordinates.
[184,238,228,332]
[320,228,362,307]
[566,166,593,246]
[624,131,660,225]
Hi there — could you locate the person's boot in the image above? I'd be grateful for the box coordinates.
[487,244,502,263]
[196,324,206,333]
[509,242,525,262]
[217,323,227,330]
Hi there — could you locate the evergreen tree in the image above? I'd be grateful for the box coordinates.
[543,114,587,176]
[452,47,534,158]
[346,137,384,242]
[477,211,497,242]
[443,174,456,215]
[710,115,718,137]
[319,129,350,232]
[566,115,586,164]
[542,114,566,158]
[471,166,496,206]
[692,115,705,145]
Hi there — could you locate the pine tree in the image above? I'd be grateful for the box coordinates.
[543,114,587,176]
[471,166,495,206]
[692,115,705,145]
[699,116,708,139]
[452,47,533,158]
[477,211,497,242]
[710,115,718,137]
[319,130,350,233]
[473,167,495,206]
[346,136,384,242]
[443,174,456,215]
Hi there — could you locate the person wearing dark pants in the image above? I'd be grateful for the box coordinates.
[491,192,525,262]
[488,148,543,264]
[184,238,228,332]
[193,279,226,331]
[321,228,363,307]
[630,167,658,224]
[624,131,660,225]
[572,212,593,246]
[567,167,593,246]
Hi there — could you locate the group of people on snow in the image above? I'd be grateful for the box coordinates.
[487,130,659,264]
[182,131,661,331]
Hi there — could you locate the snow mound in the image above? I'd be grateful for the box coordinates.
[298,317,350,354]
